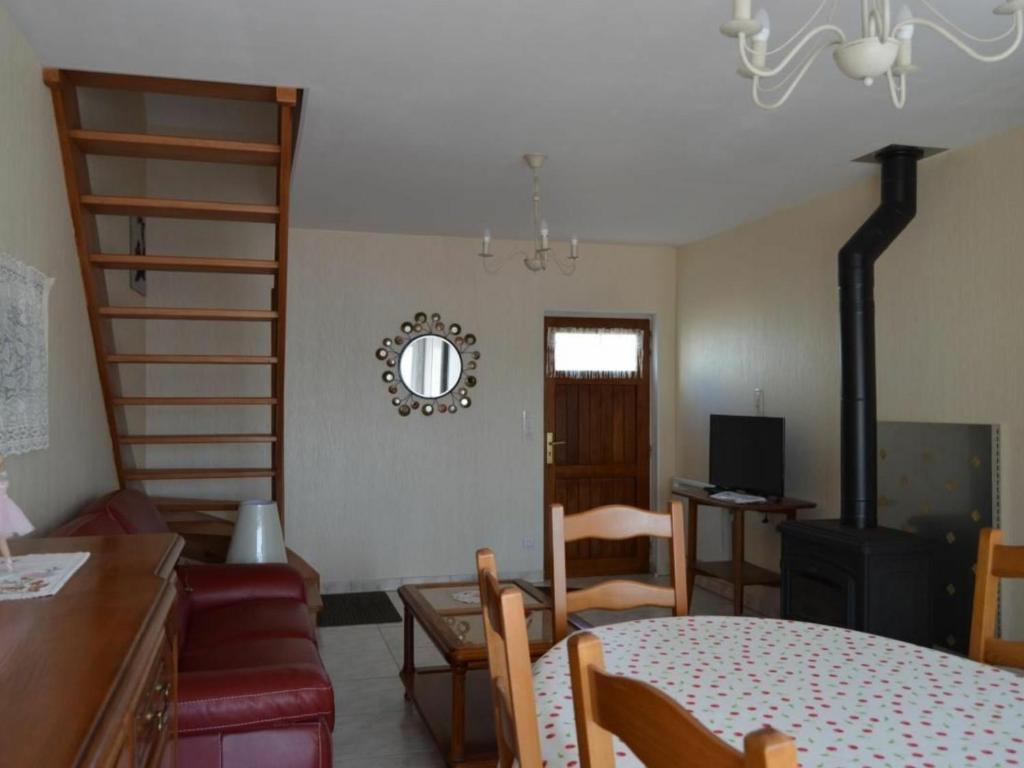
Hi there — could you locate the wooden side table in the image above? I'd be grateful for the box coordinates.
[397,580,552,767]
[673,487,816,615]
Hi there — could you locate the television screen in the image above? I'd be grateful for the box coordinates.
[709,415,786,498]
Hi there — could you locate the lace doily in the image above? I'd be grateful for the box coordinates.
[451,589,480,605]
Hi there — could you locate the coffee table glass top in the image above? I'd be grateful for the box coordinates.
[440,608,552,647]
[418,583,546,613]
[400,580,553,653]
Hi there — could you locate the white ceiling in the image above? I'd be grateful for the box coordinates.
[5,1,1024,245]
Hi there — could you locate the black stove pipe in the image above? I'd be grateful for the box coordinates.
[839,145,923,529]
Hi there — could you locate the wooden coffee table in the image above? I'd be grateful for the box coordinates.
[397,580,552,767]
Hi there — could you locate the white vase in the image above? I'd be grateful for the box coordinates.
[226,500,287,564]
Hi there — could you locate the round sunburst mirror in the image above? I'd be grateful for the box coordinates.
[376,312,479,416]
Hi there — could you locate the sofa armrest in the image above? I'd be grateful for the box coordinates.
[178,564,307,613]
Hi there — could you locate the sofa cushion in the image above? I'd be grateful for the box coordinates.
[181,637,324,674]
[178,653,334,736]
[178,563,307,614]
[184,599,315,653]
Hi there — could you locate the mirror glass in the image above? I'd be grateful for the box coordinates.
[399,335,463,398]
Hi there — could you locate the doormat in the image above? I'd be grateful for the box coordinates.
[318,591,402,627]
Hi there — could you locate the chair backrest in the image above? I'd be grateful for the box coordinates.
[568,631,797,768]
[549,501,687,641]
[476,549,543,768]
[969,527,1024,669]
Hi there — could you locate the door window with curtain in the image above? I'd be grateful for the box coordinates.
[543,317,652,578]
[548,326,645,379]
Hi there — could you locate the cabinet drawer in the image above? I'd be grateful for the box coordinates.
[134,633,174,768]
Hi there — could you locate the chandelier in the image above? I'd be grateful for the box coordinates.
[478,153,580,275]
[721,0,1024,109]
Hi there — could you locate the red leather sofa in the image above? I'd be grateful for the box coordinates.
[52,490,335,768]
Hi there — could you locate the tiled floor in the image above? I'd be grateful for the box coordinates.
[323,585,740,767]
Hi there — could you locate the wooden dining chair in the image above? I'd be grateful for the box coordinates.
[476,548,543,768]
[969,527,1024,669]
[568,631,797,768]
[549,501,687,642]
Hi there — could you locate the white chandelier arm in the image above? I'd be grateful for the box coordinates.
[755,38,834,92]
[751,41,836,110]
[738,25,845,79]
[920,0,1018,43]
[481,250,530,275]
[742,0,833,56]
[862,0,891,39]
[894,12,1023,63]
[550,253,577,276]
[885,69,908,109]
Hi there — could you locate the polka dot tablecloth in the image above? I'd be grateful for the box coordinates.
[532,617,1024,767]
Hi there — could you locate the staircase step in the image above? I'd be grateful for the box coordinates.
[151,498,241,513]
[124,468,274,481]
[164,516,237,539]
[91,254,279,274]
[99,307,278,322]
[81,194,279,223]
[69,129,281,166]
[119,433,277,445]
[106,354,278,365]
[113,396,278,406]
[60,69,281,103]
[46,67,298,513]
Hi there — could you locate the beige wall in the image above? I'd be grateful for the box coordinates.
[0,9,142,530]
[676,127,1024,634]
[285,230,677,589]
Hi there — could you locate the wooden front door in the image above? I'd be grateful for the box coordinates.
[543,317,652,577]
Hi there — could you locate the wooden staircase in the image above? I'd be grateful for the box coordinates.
[45,69,300,525]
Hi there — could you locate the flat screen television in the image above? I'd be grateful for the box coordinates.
[709,415,786,498]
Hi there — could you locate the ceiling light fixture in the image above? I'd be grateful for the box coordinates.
[479,154,580,275]
[721,0,1024,109]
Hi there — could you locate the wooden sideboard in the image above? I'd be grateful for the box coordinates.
[1,533,183,768]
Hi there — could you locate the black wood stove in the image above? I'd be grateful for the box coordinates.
[780,145,935,646]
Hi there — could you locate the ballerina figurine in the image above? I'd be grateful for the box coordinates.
[0,454,34,572]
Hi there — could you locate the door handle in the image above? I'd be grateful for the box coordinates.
[546,432,567,465]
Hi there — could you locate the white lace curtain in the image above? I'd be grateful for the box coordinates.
[546,326,645,380]
[0,253,54,455]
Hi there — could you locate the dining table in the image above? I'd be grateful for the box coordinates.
[532,616,1024,768]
